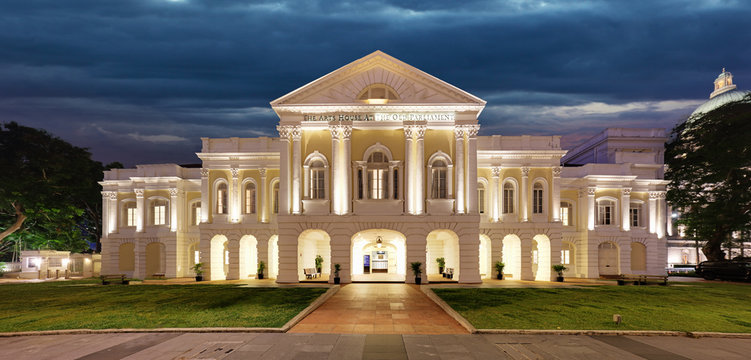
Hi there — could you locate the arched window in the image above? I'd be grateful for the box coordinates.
[560,201,573,226]
[478,181,486,214]
[367,150,388,200]
[503,182,515,214]
[123,201,137,227]
[245,182,256,214]
[631,242,646,271]
[532,182,544,214]
[597,199,615,225]
[272,181,280,214]
[310,159,325,200]
[190,201,201,226]
[216,182,228,215]
[150,198,168,226]
[431,159,448,199]
[629,202,643,227]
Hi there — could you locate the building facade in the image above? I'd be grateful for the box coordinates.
[100,51,669,283]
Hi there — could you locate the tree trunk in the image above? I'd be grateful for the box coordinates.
[703,231,726,261]
[0,202,26,242]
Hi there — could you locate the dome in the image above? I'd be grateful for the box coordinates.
[691,89,751,117]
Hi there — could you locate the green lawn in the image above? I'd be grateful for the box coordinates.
[0,280,327,332]
[434,283,751,333]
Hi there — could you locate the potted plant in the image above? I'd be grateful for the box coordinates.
[192,262,204,282]
[494,261,505,280]
[315,255,323,275]
[333,263,341,284]
[436,257,445,276]
[257,261,266,280]
[552,264,567,282]
[410,261,423,285]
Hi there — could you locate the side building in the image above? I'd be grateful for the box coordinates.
[100,51,669,282]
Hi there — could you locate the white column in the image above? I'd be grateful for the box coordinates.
[102,192,112,235]
[230,168,240,223]
[466,125,480,214]
[415,126,426,214]
[388,164,395,200]
[521,167,529,222]
[404,126,414,214]
[649,191,658,234]
[259,169,268,223]
[169,188,178,232]
[329,123,352,215]
[454,127,465,214]
[343,131,351,213]
[276,126,291,215]
[135,189,145,232]
[491,167,501,222]
[587,187,596,231]
[666,204,673,236]
[291,126,302,215]
[362,164,369,200]
[551,166,561,222]
[200,168,209,222]
[621,188,631,231]
[657,191,666,238]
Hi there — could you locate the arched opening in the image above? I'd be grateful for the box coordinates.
[297,230,331,281]
[210,235,228,280]
[118,243,135,272]
[598,242,619,276]
[187,242,200,272]
[533,235,551,281]
[145,242,166,277]
[351,229,406,282]
[426,229,460,282]
[561,241,575,276]
[268,235,279,279]
[631,242,647,272]
[479,235,492,279]
[239,235,258,279]
[502,235,522,279]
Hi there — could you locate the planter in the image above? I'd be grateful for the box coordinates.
[258,273,264,280]
[556,276,564,282]
[334,277,340,284]
[496,273,503,280]
[195,275,203,282]
[438,267,444,275]
[415,277,422,285]
[316,268,322,274]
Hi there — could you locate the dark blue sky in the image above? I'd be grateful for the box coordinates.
[2,0,749,167]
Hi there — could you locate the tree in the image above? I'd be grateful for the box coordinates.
[0,122,105,256]
[665,95,751,261]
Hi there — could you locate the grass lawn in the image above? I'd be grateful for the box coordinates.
[0,280,327,332]
[434,283,751,333]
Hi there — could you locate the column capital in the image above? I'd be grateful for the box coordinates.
[258,168,267,177]
[649,191,662,199]
[168,188,179,197]
[462,124,480,137]
[587,187,596,196]
[404,125,426,140]
[230,167,240,179]
[102,191,117,200]
[621,187,632,196]
[491,166,501,177]
[521,166,530,177]
[453,126,466,139]
[277,125,301,140]
[552,166,562,178]
[328,123,352,139]
[200,168,209,177]
[134,189,145,198]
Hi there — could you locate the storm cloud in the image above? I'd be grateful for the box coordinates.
[1,0,748,165]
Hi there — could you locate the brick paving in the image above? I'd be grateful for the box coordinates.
[289,283,468,334]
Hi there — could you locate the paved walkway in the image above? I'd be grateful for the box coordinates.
[289,284,468,334]
[3,332,751,359]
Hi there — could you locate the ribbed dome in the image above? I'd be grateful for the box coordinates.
[691,89,751,117]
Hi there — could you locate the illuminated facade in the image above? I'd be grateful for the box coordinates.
[100,51,669,282]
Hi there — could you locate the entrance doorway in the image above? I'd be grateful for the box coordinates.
[598,242,619,276]
[351,229,406,282]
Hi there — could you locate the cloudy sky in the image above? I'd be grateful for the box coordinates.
[2,0,749,167]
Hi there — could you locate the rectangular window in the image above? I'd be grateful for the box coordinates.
[369,169,386,199]
[560,207,570,226]
[533,189,543,214]
[27,258,37,268]
[273,187,279,214]
[598,203,613,225]
[478,188,485,214]
[393,169,399,199]
[153,205,166,225]
[127,207,137,227]
[217,189,226,214]
[357,169,363,199]
[311,169,325,199]
[630,207,640,227]
[246,188,256,214]
[561,250,570,265]
[49,258,62,267]
[193,206,201,226]
[503,188,514,214]
[194,250,200,264]
[432,169,447,199]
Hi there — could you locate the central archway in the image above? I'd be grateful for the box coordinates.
[351,229,406,282]
[239,235,258,279]
[297,230,331,281]
[502,234,522,280]
[426,229,460,282]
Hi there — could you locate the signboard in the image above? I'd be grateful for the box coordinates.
[303,113,455,122]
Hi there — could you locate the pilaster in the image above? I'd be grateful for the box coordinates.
[259,169,268,223]
[491,167,501,222]
[291,126,302,214]
[135,189,145,232]
[621,188,631,231]
[551,167,561,222]
[587,187,596,231]
[169,188,179,232]
[200,168,209,222]
[465,125,480,214]
[521,167,529,222]
[454,126,465,214]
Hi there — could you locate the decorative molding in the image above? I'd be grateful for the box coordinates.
[273,104,486,114]
[521,167,530,177]
[649,191,660,199]
[491,167,501,177]
[328,124,353,139]
[463,124,480,137]
[552,166,562,178]
[168,188,179,197]
[259,168,267,177]
[621,188,632,196]
[134,189,145,198]
[404,125,426,140]
[587,187,597,196]
[230,168,240,178]
[102,191,117,200]
[454,126,466,139]
[200,168,209,177]
[277,125,301,140]
[290,126,302,141]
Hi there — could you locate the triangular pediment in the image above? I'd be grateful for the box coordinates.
[271,51,485,106]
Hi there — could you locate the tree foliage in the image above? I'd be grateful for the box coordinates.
[665,95,751,261]
[0,122,105,258]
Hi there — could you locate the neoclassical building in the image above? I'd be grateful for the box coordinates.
[100,51,669,283]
